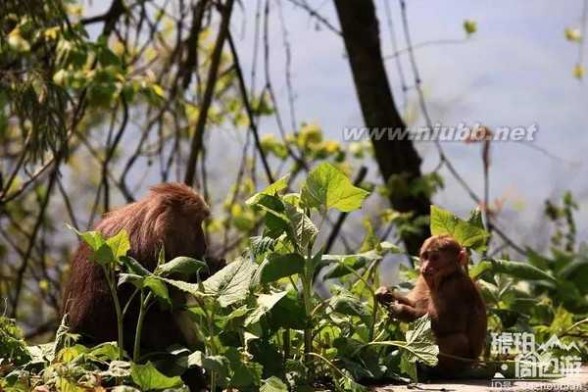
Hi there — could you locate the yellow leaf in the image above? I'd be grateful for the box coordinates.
[44,26,60,40]
[111,39,126,56]
[8,29,30,52]
[463,19,477,36]
[565,27,582,43]
[573,64,585,80]
[151,83,165,98]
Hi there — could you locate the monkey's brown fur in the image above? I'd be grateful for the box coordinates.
[376,235,487,374]
[61,183,211,389]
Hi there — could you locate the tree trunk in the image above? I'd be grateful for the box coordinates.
[333,0,430,255]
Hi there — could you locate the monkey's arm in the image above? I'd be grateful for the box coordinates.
[388,303,427,322]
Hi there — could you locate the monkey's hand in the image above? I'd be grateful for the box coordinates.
[375,286,396,306]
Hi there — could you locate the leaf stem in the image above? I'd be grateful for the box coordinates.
[133,291,152,362]
[104,267,124,359]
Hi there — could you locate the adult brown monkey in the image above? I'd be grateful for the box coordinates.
[375,235,487,375]
[61,183,215,390]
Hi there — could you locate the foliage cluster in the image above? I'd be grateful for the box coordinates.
[1,164,586,391]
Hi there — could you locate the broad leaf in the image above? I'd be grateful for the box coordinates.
[402,317,439,367]
[130,362,183,390]
[144,276,170,302]
[322,251,381,280]
[120,256,150,276]
[260,376,288,392]
[155,256,206,277]
[430,206,489,252]
[301,162,369,212]
[285,203,318,250]
[118,273,145,288]
[245,291,288,326]
[368,317,438,372]
[328,288,370,325]
[226,347,263,387]
[160,277,203,298]
[246,175,290,206]
[88,343,120,361]
[267,291,306,330]
[250,236,277,257]
[204,257,257,307]
[257,253,305,284]
[491,259,556,282]
[467,208,485,229]
[67,225,104,252]
[106,230,131,259]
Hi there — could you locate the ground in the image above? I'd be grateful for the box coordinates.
[374,367,588,391]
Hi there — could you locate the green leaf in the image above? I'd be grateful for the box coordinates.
[159,277,203,298]
[155,256,206,277]
[322,251,382,280]
[469,260,492,280]
[249,236,277,257]
[399,317,439,368]
[430,206,489,252]
[257,253,305,284]
[130,361,183,390]
[97,47,122,67]
[467,208,485,229]
[226,347,263,387]
[66,225,105,252]
[204,257,257,307]
[267,291,306,330]
[400,354,417,381]
[144,276,170,302]
[88,343,120,361]
[368,317,438,373]
[190,352,230,380]
[70,228,129,267]
[118,273,145,288]
[285,203,318,249]
[245,291,288,326]
[80,231,106,251]
[301,162,369,212]
[491,259,557,282]
[246,175,290,205]
[106,230,131,259]
[248,194,292,240]
[260,376,288,392]
[94,244,116,266]
[328,288,370,325]
[120,256,151,276]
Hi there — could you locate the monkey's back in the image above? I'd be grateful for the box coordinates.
[61,183,209,349]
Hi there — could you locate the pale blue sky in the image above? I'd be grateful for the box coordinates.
[231,0,588,250]
[83,0,588,250]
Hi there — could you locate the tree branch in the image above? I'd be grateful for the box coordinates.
[184,0,235,187]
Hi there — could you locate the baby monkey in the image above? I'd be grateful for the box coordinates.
[375,235,487,374]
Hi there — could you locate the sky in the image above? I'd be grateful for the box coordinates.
[82,0,588,251]
[231,0,588,250]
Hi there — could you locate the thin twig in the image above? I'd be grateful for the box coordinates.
[184,0,235,187]
[227,32,274,184]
